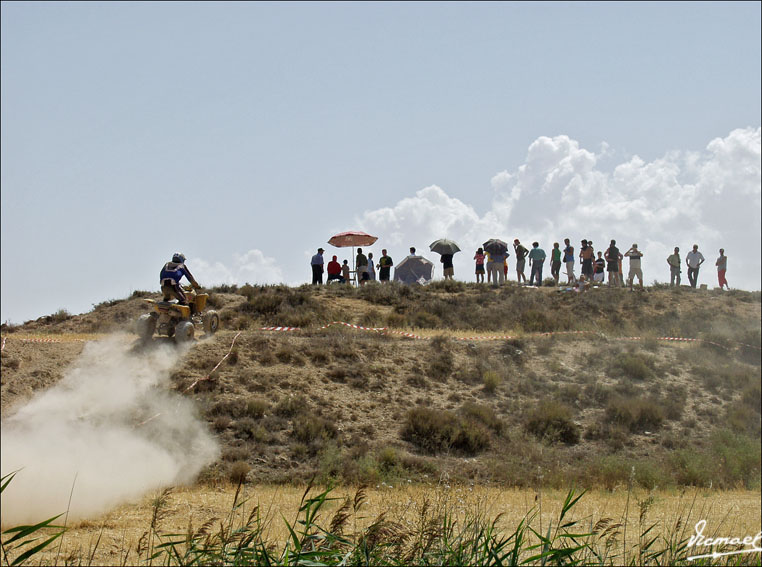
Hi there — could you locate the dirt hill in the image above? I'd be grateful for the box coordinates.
[2,282,760,490]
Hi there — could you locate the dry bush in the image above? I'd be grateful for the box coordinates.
[482,370,502,393]
[525,400,580,445]
[292,414,338,445]
[229,461,251,484]
[459,402,504,434]
[604,396,664,433]
[401,407,490,455]
[274,394,309,417]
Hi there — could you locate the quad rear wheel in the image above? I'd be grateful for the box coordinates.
[136,313,157,342]
[175,321,195,343]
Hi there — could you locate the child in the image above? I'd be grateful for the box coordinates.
[341,260,350,284]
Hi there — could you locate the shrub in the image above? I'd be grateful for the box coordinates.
[482,370,502,393]
[610,353,656,381]
[427,349,454,381]
[604,396,664,433]
[460,402,504,434]
[292,415,337,444]
[401,407,490,455]
[229,461,251,484]
[274,395,308,417]
[525,400,580,444]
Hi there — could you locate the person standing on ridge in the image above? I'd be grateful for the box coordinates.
[474,248,486,283]
[356,248,369,286]
[550,242,562,285]
[667,247,681,286]
[563,238,576,284]
[604,240,622,287]
[686,244,705,288]
[310,248,325,285]
[514,239,528,284]
[716,248,728,290]
[528,242,546,286]
[378,249,393,282]
[624,244,644,290]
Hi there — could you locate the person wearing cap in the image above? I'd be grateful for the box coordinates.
[624,244,644,289]
[685,244,705,288]
[311,248,325,285]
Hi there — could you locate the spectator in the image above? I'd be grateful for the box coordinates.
[474,248,486,283]
[593,251,606,283]
[563,238,576,284]
[528,242,546,286]
[486,251,493,284]
[716,249,728,290]
[624,244,644,289]
[574,274,590,293]
[604,240,622,287]
[550,242,562,285]
[579,240,595,280]
[326,255,345,283]
[514,239,528,284]
[409,247,416,256]
[441,253,454,280]
[489,250,506,286]
[378,249,393,282]
[366,252,376,281]
[667,247,681,286]
[341,260,351,284]
[686,244,705,288]
[311,248,325,285]
[356,248,369,286]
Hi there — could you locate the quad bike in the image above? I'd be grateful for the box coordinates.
[135,286,220,343]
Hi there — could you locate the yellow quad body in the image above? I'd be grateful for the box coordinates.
[136,289,219,342]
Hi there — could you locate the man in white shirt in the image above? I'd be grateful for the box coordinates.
[685,244,705,289]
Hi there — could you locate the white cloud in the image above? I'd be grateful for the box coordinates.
[190,249,286,287]
[354,128,761,290]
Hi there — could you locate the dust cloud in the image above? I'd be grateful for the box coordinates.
[0,335,219,525]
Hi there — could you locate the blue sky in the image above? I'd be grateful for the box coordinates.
[2,1,760,324]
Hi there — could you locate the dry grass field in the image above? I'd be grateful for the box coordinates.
[17,484,762,566]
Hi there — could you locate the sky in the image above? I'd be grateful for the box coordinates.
[2,1,760,324]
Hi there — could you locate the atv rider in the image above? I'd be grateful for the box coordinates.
[160,253,201,308]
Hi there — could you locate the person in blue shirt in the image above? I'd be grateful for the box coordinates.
[311,248,325,285]
[528,242,546,286]
[160,253,201,305]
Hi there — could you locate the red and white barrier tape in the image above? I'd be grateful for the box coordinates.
[258,323,760,350]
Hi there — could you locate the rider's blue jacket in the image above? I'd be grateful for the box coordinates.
[160,262,192,284]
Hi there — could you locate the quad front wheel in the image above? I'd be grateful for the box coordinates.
[202,310,220,335]
[175,321,195,343]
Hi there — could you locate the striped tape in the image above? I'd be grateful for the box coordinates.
[258,323,759,350]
